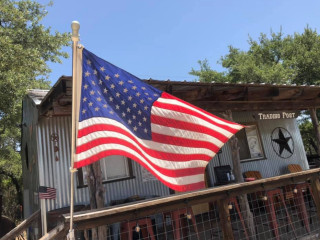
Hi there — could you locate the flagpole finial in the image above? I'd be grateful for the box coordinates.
[71,21,80,41]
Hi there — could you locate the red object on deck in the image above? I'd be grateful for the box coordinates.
[245,177,255,182]
[120,218,156,240]
[164,208,199,240]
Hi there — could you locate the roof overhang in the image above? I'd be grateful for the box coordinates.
[37,76,320,117]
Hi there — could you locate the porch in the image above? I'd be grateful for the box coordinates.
[49,168,320,239]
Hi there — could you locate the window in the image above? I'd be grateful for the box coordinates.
[236,124,265,162]
[77,156,133,187]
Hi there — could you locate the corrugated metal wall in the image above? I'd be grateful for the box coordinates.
[206,111,308,186]
[21,96,41,218]
[35,111,308,211]
[36,116,170,212]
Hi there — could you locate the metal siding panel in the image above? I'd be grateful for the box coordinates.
[37,116,170,212]
[37,117,89,211]
[211,112,309,181]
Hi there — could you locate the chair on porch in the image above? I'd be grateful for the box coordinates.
[287,164,314,197]
[163,207,199,240]
[244,171,296,240]
[288,164,303,173]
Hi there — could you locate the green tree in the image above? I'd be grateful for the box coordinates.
[192,27,320,85]
[0,0,69,221]
[220,27,320,85]
[298,116,318,155]
[189,59,228,83]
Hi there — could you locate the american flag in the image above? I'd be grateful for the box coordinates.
[75,48,243,192]
[39,186,56,199]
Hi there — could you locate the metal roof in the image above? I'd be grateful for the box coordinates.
[27,89,49,105]
[31,76,320,116]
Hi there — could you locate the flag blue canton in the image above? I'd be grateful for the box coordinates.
[79,49,162,140]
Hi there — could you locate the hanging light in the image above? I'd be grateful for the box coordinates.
[135,223,140,233]
[293,187,298,194]
[186,212,192,220]
[228,203,233,210]
[262,196,268,201]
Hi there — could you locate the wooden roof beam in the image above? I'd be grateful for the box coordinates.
[192,100,320,112]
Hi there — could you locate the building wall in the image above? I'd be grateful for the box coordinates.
[21,96,41,218]
[36,116,170,212]
[29,110,308,211]
[206,111,308,186]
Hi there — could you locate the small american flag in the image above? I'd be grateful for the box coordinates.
[74,48,243,192]
[39,186,56,199]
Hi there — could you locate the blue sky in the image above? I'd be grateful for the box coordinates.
[42,0,320,85]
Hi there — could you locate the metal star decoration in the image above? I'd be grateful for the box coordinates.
[272,128,293,157]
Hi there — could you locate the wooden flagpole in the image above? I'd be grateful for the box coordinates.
[68,21,80,240]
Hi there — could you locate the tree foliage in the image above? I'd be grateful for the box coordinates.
[0,0,69,221]
[189,59,228,83]
[298,115,318,155]
[220,27,320,85]
[192,27,320,85]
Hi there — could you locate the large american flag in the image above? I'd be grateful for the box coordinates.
[75,48,243,192]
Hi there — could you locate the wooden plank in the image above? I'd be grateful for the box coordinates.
[63,169,320,229]
[52,226,69,240]
[192,100,320,111]
[1,210,40,240]
[272,88,303,100]
[217,199,234,240]
[38,222,67,240]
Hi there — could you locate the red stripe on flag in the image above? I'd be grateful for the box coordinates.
[76,135,208,177]
[77,125,214,160]
[151,115,229,143]
[74,148,205,192]
[151,132,221,152]
[157,92,243,132]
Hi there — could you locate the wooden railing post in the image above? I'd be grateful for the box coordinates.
[310,175,320,220]
[217,199,234,240]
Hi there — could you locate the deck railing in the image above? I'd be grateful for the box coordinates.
[4,168,320,240]
[0,209,41,240]
[60,168,320,240]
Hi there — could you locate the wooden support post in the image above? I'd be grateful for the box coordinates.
[86,162,107,240]
[310,176,320,221]
[221,110,243,182]
[217,199,234,240]
[222,110,256,240]
[310,108,320,156]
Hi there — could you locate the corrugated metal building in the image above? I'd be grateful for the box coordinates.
[21,77,320,235]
